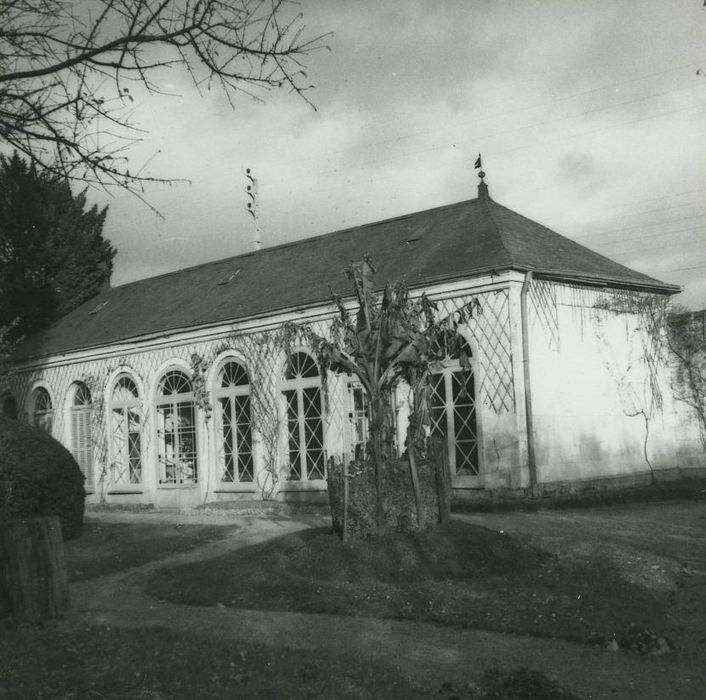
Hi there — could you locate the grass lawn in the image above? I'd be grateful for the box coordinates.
[145,519,670,645]
[0,623,436,700]
[65,518,239,581]
[0,622,582,700]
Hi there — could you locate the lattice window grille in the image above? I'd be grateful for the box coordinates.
[435,289,515,414]
[70,382,94,484]
[429,340,480,477]
[156,370,198,485]
[282,351,325,481]
[215,361,254,484]
[109,375,143,485]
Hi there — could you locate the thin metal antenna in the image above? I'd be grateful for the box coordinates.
[244,167,261,251]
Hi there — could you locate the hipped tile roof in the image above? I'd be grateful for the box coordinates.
[14,191,679,360]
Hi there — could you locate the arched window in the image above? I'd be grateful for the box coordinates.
[156,369,198,485]
[1,394,17,419]
[69,382,93,482]
[31,386,53,433]
[429,335,479,477]
[215,360,253,483]
[109,374,143,485]
[282,351,325,481]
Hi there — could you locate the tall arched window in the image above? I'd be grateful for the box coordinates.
[215,360,253,484]
[282,351,325,481]
[109,374,143,485]
[429,335,479,477]
[156,369,198,485]
[69,382,93,482]
[31,386,53,433]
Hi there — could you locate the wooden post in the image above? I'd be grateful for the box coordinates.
[406,425,424,529]
[0,516,70,622]
[342,457,349,543]
[433,437,452,525]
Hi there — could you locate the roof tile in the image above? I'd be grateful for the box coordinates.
[14,194,678,359]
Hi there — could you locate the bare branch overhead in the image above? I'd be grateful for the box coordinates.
[0,0,328,199]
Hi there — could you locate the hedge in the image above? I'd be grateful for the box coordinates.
[0,417,85,540]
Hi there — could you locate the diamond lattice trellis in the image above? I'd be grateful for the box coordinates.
[435,289,515,414]
[7,285,517,497]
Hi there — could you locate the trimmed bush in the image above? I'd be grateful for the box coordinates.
[0,417,85,540]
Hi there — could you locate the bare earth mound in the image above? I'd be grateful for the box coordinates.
[146,519,669,645]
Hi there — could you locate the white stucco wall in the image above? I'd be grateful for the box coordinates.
[526,281,703,486]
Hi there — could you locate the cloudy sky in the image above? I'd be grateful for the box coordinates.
[96,0,706,309]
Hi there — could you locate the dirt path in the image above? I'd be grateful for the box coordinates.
[68,505,706,700]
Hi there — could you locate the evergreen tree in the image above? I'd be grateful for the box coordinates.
[0,153,116,341]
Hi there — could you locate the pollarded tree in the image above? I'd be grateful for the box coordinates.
[288,258,479,537]
[0,0,327,199]
[0,152,116,341]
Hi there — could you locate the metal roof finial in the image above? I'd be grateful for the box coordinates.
[474,153,489,200]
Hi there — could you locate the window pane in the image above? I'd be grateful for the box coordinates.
[284,352,319,379]
[219,396,235,482]
[176,402,197,484]
[429,373,447,438]
[284,389,301,480]
[303,387,324,480]
[73,383,91,407]
[159,371,192,396]
[110,378,142,486]
[451,370,478,476]
[430,366,479,477]
[219,361,249,388]
[157,403,177,484]
[113,375,139,402]
[234,395,253,482]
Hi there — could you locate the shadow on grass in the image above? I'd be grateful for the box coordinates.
[144,520,669,645]
[65,520,240,581]
[0,623,432,700]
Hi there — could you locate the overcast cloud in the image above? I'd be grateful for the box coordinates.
[95,0,706,309]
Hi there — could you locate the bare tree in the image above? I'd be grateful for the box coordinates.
[0,0,327,201]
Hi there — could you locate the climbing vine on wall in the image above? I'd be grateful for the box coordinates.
[82,370,111,502]
[594,291,669,416]
[247,333,285,500]
[593,291,670,481]
[190,353,212,423]
[668,307,706,452]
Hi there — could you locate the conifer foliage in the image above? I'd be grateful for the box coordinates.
[0,152,116,341]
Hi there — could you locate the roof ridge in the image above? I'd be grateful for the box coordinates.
[483,198,514,267]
